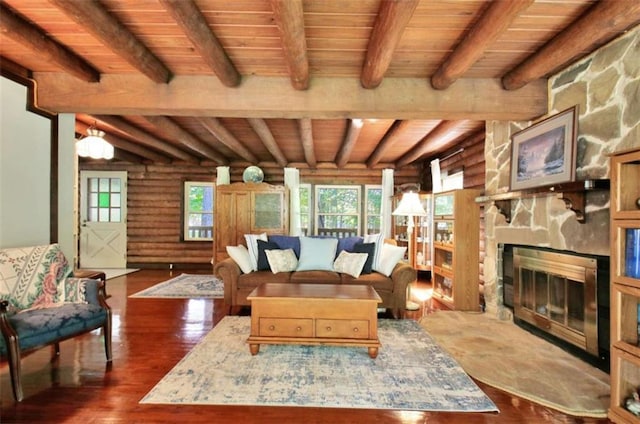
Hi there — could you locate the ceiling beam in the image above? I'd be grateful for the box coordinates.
[335,119,364,168]
[196,117,258,163]
[269,0,309,90]
[366,120,414,168]
[95,115,198,162]
[361,0,419,89]
[142,116,228,164]
[76,120,172,163]
[502,0,640,90]
[0,3,100,82]
[396,120,470,167]
[34,74,547,121]
[247,118,288,167]
[431,0,534,90]
[159,0,240,87]
[49,0,172,84]
[298,118,316,168]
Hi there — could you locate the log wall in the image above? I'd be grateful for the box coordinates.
[80,161,422,268]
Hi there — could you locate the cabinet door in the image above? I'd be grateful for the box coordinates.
[214,190,250,262]
[251,191,286,232]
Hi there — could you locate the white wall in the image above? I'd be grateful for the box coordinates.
[0,76,77,263]
[0,76,51,247]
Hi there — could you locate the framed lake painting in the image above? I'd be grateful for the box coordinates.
[510,106,578,191]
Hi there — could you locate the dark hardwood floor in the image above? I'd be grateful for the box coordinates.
[1,269,610,423]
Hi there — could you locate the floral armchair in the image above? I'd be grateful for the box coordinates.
[0,244,112,401]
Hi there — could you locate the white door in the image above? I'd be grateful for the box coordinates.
[79,171,127,268]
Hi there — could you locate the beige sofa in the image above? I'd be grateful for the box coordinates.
[214,246,416,319]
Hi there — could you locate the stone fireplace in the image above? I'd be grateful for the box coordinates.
[478,28,638,373]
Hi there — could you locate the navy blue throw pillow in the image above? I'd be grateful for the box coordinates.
[352,242,375,274]
[257,240,280,271]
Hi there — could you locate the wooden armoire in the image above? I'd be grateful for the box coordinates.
[213,182,289,263]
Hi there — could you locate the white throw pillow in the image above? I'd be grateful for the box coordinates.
[374,243,407,277]
[244,233,268,271]
[226,245,253,274]
[266,249,298,273]
[363,233,384,270]
[333,250,368,278]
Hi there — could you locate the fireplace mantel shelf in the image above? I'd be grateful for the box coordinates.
[475,179,610,223]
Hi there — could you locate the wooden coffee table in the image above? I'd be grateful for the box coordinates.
[246,283,382,358]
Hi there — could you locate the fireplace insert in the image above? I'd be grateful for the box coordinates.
[501,244,609,372]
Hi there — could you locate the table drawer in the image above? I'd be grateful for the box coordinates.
[316,319,370,339]
[259,318,313,337]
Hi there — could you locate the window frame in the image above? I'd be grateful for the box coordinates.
[299,183,312,236]
[183,181,214,241]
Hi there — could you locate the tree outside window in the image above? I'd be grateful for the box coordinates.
[315,185,361,236]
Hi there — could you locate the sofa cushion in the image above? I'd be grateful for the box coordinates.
[333,251,368,278]
[0,303,106,356]
[340,270,393,291]
[351,242,376,274]
[268,235,301,258]
[226,245,253,274]
[265,249,298,273]
[296,237,338,271]
[0,244,72,311]
[374,244,407,277]
[257,240,280,271]
[336,236,363,257]
[290,270,341,284]
[363,233,384,271]
[244,233,267,271]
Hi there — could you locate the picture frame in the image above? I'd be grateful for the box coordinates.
[509,105,578,191]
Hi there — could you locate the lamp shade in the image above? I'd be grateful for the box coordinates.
[392,192,427,217]
[76,127,114,160]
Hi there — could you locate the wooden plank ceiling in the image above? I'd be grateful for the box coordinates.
[1,0,638,169]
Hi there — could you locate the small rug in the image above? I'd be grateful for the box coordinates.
[129,273,223,298]
[141,316,498,412]
[419,311,610,418]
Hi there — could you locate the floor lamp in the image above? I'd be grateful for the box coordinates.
[392,192,427,311]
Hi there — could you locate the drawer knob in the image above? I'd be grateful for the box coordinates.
[269,325,275,331]
[326,326,332,331]
[353,327,359,332]
[296,326,302,331]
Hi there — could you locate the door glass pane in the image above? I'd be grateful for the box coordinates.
[111,193,121,207]
[99,192,110,208]
[86,176,123,223]
[111,178,121,192]
[111,208,121,222]
[535,271,548,316]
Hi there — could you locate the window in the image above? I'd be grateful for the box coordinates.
[365,185,382,235]
[315,185,361,237]
[299,183,311,236]
[183,181,214,241]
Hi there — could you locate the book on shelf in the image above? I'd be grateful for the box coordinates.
[626,228,640,279]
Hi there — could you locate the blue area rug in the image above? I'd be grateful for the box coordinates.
[141,316,499,412]
[129,273,223,298]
